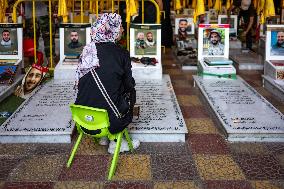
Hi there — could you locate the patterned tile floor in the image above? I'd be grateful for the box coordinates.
[1,48,284,189]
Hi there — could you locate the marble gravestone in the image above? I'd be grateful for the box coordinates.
[129,75,187,142]
[193,75,284,142]
[229,49,264,70]
[262,75,284,102]
[0,75,187,143]
[0,80,76,143]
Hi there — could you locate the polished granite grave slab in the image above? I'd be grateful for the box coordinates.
[262,75,284,102]
[193,75,284,142]
[129,74,187,142]
[229,49,264,70]
[0,80,76,143]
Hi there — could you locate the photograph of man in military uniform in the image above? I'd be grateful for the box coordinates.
[203,28,225,56]
[64,28,86,57]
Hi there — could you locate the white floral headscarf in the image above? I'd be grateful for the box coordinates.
[75,13,122,85]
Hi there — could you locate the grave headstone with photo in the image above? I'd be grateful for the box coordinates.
[193,75,284,142]
[0,23,24,102]
[263,25,284,102]
[130,24,162,79]
[54,23,91,80]
[197,24,236,79]
[173,16,197,70]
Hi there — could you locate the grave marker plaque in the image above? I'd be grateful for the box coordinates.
[194,76,284,141]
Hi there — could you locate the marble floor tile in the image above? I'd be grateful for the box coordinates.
[103,181,153,189]
[232,154,284,180]
[204,180,253,189]
[54,181,103,189]
[76,136,109,155]
[3,182,54,189]
[229,143,269,155]
[151,154,199,181]
[8,155,65,182]
[112,155,151,181]
[194,154,246,180]
[154,181,201,189]
[188,134,229,155]
[250,180,284,189]
[59,155,109,181]
[134,142,189,155]
[0,157,23,181]
[177,95,202,106]
[180,106,209,119]
[185,118,219,134]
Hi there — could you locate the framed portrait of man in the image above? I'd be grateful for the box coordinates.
[59,23,91,61]
[130,24,161,58]
[209,9,218,23]
[218,15,238,37]
[266,25,284,60]
[0,23,22,60]
[174,17,195,36]
[198,24,230,61]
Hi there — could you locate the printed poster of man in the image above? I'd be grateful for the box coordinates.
[218,15,238,37]
[174,17,194,39]
[198,24,229,60]
[203,28,225,56]
[64,28,86,57]
[134,28,157,55]
[270,30,284,56]
[0,27,18,55]
[265,25,284,60]
[14,64,48,99]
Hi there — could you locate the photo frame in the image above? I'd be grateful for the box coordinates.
[281,9,284,24]
[130,24,161,60]
[209,9,218,23]
[265,25,284,61]
[174,17,195,35]
[218,15,238,37]
[0,23,22,60]
[198,24,230,61]
[183,8,194,17]
[0,64,17,84]
[59,23,91,61]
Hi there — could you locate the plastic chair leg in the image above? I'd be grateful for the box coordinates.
[124,129,134,152]
[108,132,123,180]
[67,132,83,168]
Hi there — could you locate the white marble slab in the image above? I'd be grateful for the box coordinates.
[0,75,187,143]
[193,75,284,142]
[230,49,264,70]
[131,60,162,80]
[0,80,76,143]
[263,75,284,102]
[54,61,77,80]
[129,75,187,142]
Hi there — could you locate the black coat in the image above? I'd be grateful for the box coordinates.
[75,42,136,134]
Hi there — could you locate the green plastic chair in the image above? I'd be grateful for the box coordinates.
[67,104,134,180]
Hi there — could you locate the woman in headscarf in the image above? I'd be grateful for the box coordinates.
[74,13,140,154]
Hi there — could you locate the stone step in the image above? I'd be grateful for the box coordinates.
[193,75,284,142]
[230,49,264,70]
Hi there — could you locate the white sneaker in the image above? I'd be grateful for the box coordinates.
[108,138,140,154]
[99,137,109,146]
